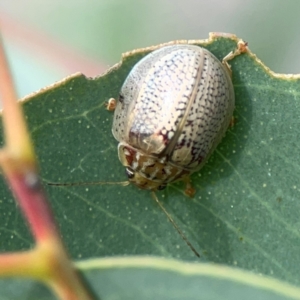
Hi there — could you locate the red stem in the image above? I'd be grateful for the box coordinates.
[7,170,59,241]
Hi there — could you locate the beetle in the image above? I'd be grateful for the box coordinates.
[107,44,235,196]
[50,40,247,258]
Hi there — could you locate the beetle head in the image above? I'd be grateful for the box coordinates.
[117,142,189,191]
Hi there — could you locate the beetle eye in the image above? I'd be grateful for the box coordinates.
[157,185,166,190]
[125,167,135,179]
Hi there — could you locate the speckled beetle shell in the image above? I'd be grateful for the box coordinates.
[112,44,234,191]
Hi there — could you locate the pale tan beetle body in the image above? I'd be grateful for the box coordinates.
[111,44,234,191]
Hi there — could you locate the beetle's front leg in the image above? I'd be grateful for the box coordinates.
[106,98,117,111]
[183,176,196,198]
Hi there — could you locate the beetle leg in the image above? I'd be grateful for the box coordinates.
[222,39,248,77]
[105,98,117,111]
[183,176,196,198]
[229,116,236,128]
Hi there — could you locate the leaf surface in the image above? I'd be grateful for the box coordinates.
[0,34,299,293]
[1,257,300,300]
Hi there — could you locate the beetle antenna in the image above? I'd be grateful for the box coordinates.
[46,180,130,187]
[151,191,200,258]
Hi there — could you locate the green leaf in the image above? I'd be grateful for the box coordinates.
[1,257,300,299]
[0,33,300,293]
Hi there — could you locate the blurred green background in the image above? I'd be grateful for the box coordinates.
[1,0,300,98]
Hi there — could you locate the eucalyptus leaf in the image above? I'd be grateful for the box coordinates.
[1,257,300,300]
[0,34,299,296]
